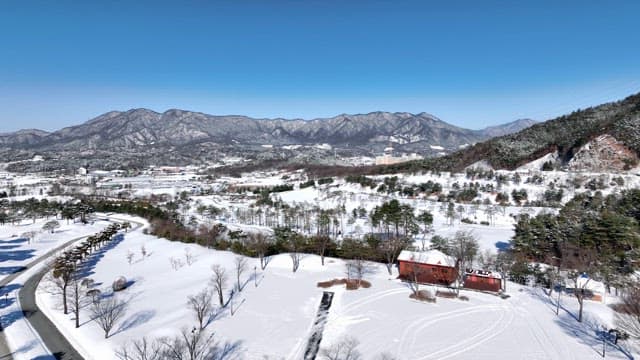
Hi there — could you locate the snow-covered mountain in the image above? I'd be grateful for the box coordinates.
[0,110,536,170]
[1,109,534,151]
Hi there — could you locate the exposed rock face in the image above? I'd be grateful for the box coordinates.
[568,134,639,172]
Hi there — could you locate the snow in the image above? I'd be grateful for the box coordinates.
[430,145,445,151]
[516,151,560,172]
[32,216,638,359]
[397,250,457,267]
[0,217,114,360]
[0,218,112,283]
[1,258,55,359]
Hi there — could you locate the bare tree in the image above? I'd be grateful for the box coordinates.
[234,256,248,292]
[320,336,362,360]
[42,219,60,233]
[210,264,228,307]
[312,235,332,266]
[187,288,213,330]
[160,328,216,360]
[68,275,90,328]
[127,250,135,265]
[406,262,425,296]
[116,337,164,360]
[448,230,479,292]
[563,243,599,322]
[380,237,408,276]
[20,231,37,244]
[248,232,270,269]
[44,259,76,315]
[346,259,371,288]
[476,249,496,270]
[92,296,127,338]
[615,283,640,345]
[287,233,306,273]
[185,248,195,266]
[169,257,184,271]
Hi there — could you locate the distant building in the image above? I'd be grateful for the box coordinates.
[375,146,423,165]
[77,167,87,176]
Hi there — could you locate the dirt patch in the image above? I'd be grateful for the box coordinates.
[317,278,371,290]
[436,290,458,299]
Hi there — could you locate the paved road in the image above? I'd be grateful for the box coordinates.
[0,230,97,360]
[0,217,141,360]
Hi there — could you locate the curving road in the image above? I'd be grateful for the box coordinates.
[0,217,141,360]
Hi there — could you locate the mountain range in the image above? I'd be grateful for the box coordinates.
[0,110,536,171]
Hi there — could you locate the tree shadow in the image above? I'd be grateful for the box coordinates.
[75,234,125,278]
[0,283,20,310]
[0,266,27,275]
[212,340,243,360]
[113,309,156,335]
[554,313,635,359]
[526,287,580,321]
[0,309,23,329]
[0,249,36,263]
[494,241,511,251]
[0,245,20,250]
[2,238,27,245]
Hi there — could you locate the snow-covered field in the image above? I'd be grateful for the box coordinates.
[35,217,638,359]
[0,217,113,359]
[0,218,111,282]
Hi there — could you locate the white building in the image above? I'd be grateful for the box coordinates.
[375,146,423,165]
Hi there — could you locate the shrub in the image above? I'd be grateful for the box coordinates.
[410,290,436,303]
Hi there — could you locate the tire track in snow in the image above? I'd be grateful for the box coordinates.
[394,304,503,358]
[338,287,407,314]
[415,303,515,360]
[522,302,577,360]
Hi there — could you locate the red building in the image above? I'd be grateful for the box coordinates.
[463,269,503,292]
[397,250,458,286]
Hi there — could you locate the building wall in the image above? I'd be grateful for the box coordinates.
[398,261,458,285]
[463,274,502,292]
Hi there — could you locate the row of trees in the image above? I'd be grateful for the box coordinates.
[0,198,94,226]
[46,222,127,336]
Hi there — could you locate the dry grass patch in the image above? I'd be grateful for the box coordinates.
[410,290,436,303]
[317,278,371,290]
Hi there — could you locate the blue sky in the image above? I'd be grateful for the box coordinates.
[1,0,639,132]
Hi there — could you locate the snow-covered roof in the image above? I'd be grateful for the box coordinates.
[465,268,502,279]
[574,274,605,293]
[397,250,457,267]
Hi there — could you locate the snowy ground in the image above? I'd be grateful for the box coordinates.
[0,218,111,282]
[0,217,113,360]
[34,217,638,359]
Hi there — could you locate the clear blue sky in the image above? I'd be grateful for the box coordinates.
[1,0,639,132]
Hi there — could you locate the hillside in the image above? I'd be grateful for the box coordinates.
[387,92,640,173]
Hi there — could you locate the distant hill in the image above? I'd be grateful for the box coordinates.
[386,92,640,173]
[0,110,535,171]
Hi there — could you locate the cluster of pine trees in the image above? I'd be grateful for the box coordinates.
[511,189,640,290]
